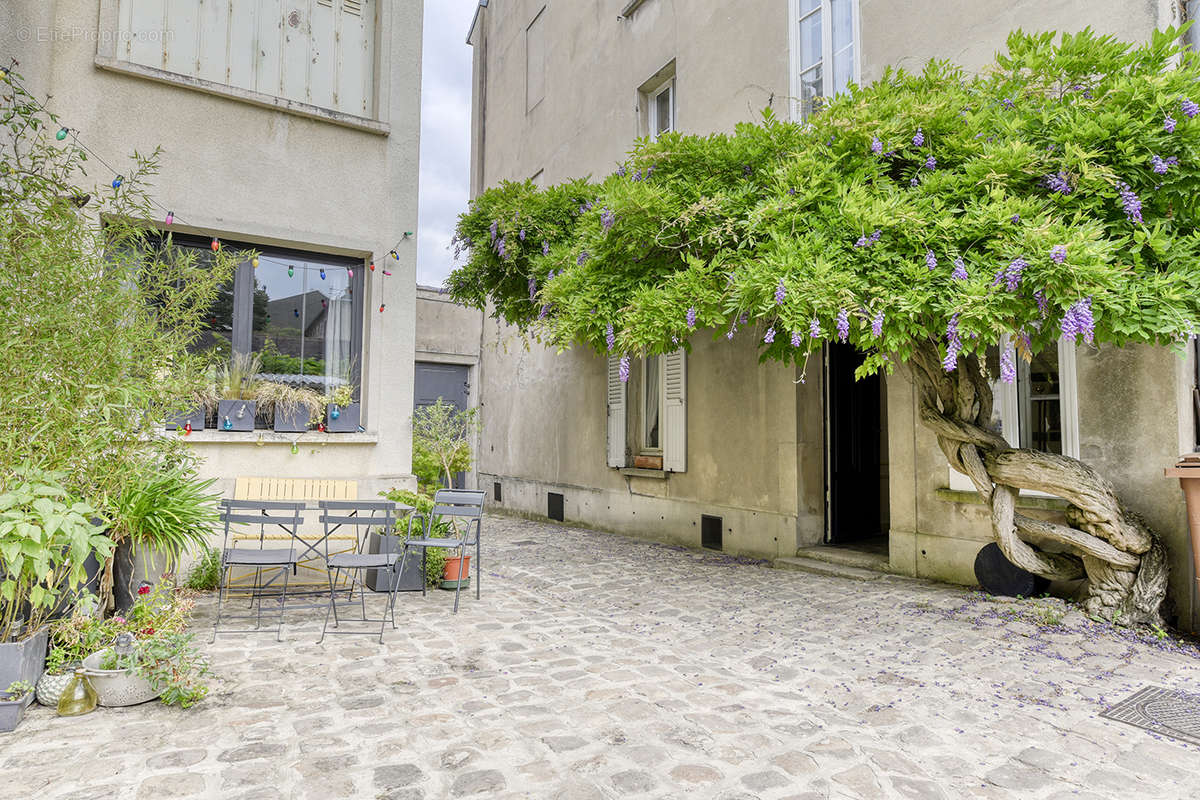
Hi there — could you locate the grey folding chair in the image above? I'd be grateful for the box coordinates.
[212,500,303,642]
[398,489,485,613]
[317,500,413,644]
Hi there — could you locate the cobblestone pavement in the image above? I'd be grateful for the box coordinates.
[5,515,1200,799]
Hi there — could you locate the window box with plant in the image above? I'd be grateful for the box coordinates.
[256,381,327,433]
[325,383,361,433]
[216,352,261,431]
[0,680,34,732]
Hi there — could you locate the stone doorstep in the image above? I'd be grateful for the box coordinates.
[793,545,891,572]
[772,555,886,582]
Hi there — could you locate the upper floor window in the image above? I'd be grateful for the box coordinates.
[638,62,676,141]
[114,0,377,118]
[791,0,857,120]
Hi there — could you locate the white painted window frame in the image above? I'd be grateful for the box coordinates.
[787,0,860,122]
[948,336,1079,493]
[650,80,675,141]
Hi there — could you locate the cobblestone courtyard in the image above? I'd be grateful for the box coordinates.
[5,514,1200,799]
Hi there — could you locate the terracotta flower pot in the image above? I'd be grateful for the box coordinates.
[440,555,471,590]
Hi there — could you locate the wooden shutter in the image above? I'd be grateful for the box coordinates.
[663,348,687,472]
[607,356,627,468]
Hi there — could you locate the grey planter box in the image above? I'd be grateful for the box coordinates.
[0,690,32,732]
[217,399,256,432]
[366,533,426,592]
[273,406,312,433]
[0,628,47,712]
[326,402,361,433]
[166,405,206,431]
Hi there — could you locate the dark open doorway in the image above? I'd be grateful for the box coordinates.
[825,343,889,547]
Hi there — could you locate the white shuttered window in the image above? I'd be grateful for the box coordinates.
[116,0,377,118]
[607,356,627,468]
[607,350,686,472]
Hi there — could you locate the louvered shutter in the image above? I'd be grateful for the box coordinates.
[607,356,627,468]
[663,348,687,472]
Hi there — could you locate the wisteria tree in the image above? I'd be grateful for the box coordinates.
[448,29,1200,626]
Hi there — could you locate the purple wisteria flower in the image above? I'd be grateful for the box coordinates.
[924,155,937,170]
[496,237,507,258]
[600,208,616,231]
[1151,155,1178,174]
[788,188,797,196]
[925,250,938,271]
[619,354,630,382]
[519,229,527,242]
[743,164,753,176]
[810,318,822,338]
[528,277,537,299]
[577,251,590,265]
[616,164,626,177]
[1034,290,1049,318]
[836,309,849,342]
[686,306,697,329]
[489,220,498,243]
[912,128,924,147]
[993,257,1026,291]
[1117,182,1143,223]
[870,136,883,155]
[1183,97,1199,119]
[775,279,786,305]
[764,326,776,344]
[1044,172,1073,194]
[871,310,884,338]
[605,324,615,352]
[1001,97,1014,110]
[1061,297,1095,344]
[739,313,749,326]
[943,314,961,371]
[909,177,920,187]
[952,257,968,280]
[855,230,882,248]
[999,343,1016,384]
[791,331,802,347]
[1165,114,1178,133]
[632,169,642,182]
[538,305,549,320]
[1010,214,1020,224]
[726,328,735,340]
[1050,245,1067,263]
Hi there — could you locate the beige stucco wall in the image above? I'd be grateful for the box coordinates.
[416,286,483,363]
[2,1,423,503]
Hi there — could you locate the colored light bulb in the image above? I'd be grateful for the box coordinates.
[222,416,233,430]
[321,299,327,309]
[235,404,246,419]
[319,268,326,280]
[382,269,392,276]
[56,127,68,141]
[211,237,220,251]
[318,422,325,432]
[293,308,299,318]
[291,442,299,455]
[348,268,353,278]
[165,210,174,225]
[265,314,271,322]
[369,262,375,272]
[389,250,398,260]
[330,407,341,420]
[183,421,192,436]
[379,303,386,312]
[111,175,123,189]
[0,68,7,80]
[288,266,294,277]
[251,257,259,268]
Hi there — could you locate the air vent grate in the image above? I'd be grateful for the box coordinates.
[548,492,564,522]
[343,0,363,15]
[493,481,502,502]
[701,515,723,551]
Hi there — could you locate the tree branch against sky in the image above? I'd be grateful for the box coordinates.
[449,28,1200,626]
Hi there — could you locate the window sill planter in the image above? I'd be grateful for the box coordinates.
[326,403,361,433]
[365,533,426,592]
[633,455,663,470]
[166,406,206,433]
[0,688,33,732]
[0,627,48,710]
[81,650,159,706]
[217,400,256,432]
[273,407,312,433]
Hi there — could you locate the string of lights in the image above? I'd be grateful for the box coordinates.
[3,56,411,313]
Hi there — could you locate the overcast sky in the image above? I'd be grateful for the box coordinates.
[416,0,478,288]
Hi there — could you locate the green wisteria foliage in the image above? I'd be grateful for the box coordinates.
[450,28,1200,381]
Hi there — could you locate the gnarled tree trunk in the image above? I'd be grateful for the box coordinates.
[907,340,1168,627]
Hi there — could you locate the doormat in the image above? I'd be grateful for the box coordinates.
[1100,686,1200,747]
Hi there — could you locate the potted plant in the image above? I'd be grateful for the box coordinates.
[369,489,449,592]
[256,381,326,433]
[216,352,261,431]
[325,377,360,433]
[0,467,116,698]
[0,681,34,733]
[107,457,220,611]
[166,370,218,434]
[411,399,477,491]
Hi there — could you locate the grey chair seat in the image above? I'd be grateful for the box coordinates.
[327,552,398,569]
[224,547,297,566]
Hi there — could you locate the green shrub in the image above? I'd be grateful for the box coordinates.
[184,545,221,591]
[381,488,461,587]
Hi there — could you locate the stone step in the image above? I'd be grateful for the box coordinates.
[772,556,884,581]
[794,545,890,572]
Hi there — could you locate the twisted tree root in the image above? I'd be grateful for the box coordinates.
[907,342,1168,627]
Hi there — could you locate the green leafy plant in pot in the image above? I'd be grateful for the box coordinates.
[107,457,220,612]
[256,380,326,433]
[325,379,360,433]
[0,467,115,699]
[370,489,454,591]
[216,352,262,432]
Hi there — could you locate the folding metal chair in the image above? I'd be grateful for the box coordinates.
[317,500,413,644]
[398,489,485,613]
[212,500,303,642]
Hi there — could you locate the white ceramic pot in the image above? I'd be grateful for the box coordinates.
[82,650,160,706]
